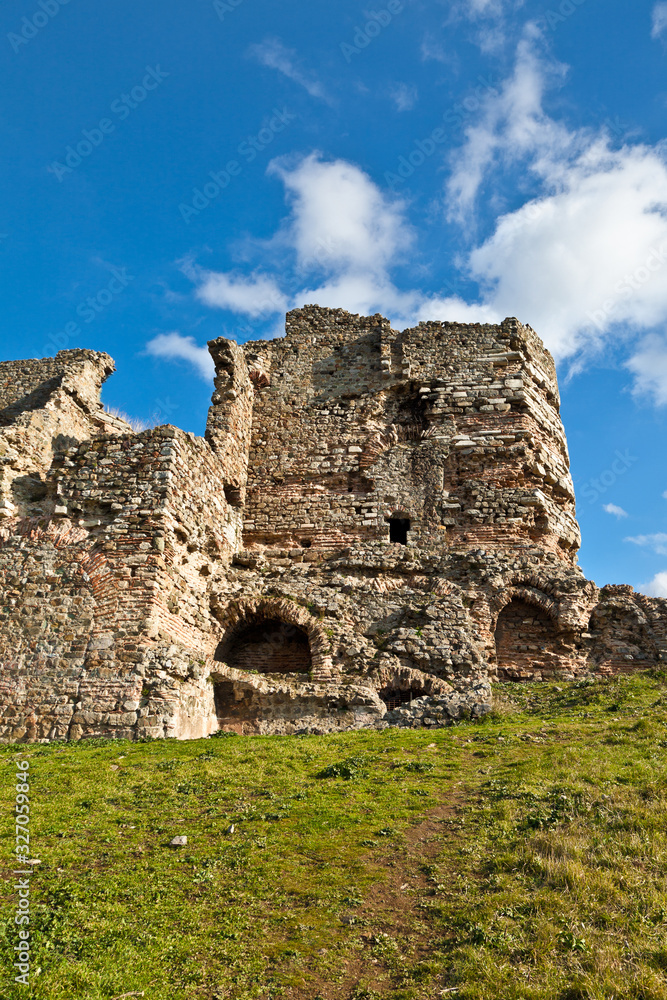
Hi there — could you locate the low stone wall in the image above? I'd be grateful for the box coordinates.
[381,681,494,728]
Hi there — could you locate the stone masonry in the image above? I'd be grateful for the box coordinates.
[1,306,666,741]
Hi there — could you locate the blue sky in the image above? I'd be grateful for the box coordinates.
[2,0,667,594]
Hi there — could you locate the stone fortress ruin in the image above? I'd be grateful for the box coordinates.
[1,306,666,742]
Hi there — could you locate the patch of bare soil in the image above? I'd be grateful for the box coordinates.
[283,795,465,1000]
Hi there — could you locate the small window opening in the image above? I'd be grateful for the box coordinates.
[388,517,410,544]
[223,483,243,508]
[300,538,312,548]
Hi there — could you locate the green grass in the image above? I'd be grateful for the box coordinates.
[2,672,667,999]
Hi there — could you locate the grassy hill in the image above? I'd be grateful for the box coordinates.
[2,673,667,1000]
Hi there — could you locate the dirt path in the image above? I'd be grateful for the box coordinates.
[284,795,465,1000]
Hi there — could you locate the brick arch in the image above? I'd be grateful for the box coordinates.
[383,506,413,519]
[490,585,560,627]
[74,546,119,633]
[211,598,333,680]
[499,569,562,598]
[19,523,115,627]
[493,588,562,681]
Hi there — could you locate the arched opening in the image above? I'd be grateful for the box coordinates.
[494,598,558,680]
[378,681,425,710]
[387,517,410,544]
[215,618,312,675]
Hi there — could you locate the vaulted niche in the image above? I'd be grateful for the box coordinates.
[387,517,410,544]
[494,599,557,678]
[215,618,312,675]
[378,682,425,710]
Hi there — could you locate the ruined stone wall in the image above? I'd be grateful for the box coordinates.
[153,427,240,648]
[205,338,255,506]
[0,352,238,741]
[0,309,666,744]
[586,585,667,674]
[0,350,113,416]
[0,349,131,521]
[237,308,578,560]
[47,425,236,648]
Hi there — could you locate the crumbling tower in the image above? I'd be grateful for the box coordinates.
[0,307,664,743]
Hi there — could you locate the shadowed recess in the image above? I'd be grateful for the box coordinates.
[495,598,558,679]
[215,618,312,674]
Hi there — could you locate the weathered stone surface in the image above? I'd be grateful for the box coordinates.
[0,307,665,742]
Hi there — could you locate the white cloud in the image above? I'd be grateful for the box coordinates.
[184,34,667,388]
[247,37,327,101]
[466,0,504,14]
[638,571,667,598]
[625,532,667,556]
[467,149,667,359]
[627,335,667,406]
[267,153,413,276]
[186,121,667,373]
[445,33,572,221]
[443,30,667,362]
[420,34,450,63]
[389,82,418,112]
[453,0,522,21]
[145,332,214,381]
[652,2,667,39]
[448,0,526,52]
[291,273,419,319]
[663,490,667,499]
[188,153,500,331]
[603,503,629,518]
[194,270,288,318]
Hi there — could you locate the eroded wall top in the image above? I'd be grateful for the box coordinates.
[0,349,115,420]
